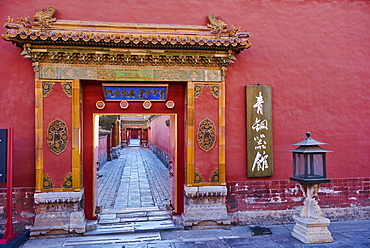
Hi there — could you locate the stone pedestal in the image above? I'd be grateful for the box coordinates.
[292,215,333,244]
[291,183,333,244]
[182,186,230,229]
[30,189,86,236]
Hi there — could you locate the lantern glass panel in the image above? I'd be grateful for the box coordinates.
[308,153,324,178]
[293,153,305,178]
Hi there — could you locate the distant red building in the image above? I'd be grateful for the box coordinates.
[0,0,369,234]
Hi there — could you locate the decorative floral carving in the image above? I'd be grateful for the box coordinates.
[210,85,219,99]
[194,169,203,184]
[43,173,54,189]
[62,173,73,188]
[33,6,57,28]
[194,85,204,99]
[211,169,219,183]
[197,118,216,152]
[47,118,68,155]
[42,82,55,97]
[61,82,72,97]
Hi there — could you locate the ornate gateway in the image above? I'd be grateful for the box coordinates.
[3,7,251,233]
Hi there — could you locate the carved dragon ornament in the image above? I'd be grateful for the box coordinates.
[207,14,249,38]
[5,6,56,29]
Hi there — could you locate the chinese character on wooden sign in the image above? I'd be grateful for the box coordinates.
[246,85,273,177]
[103,83,168,101]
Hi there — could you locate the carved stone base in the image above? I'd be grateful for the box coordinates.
[30,190,86,236]
[182,186,230,229]
[291,215,334,244]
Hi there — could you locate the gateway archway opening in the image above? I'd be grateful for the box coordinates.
[95,114,176,211]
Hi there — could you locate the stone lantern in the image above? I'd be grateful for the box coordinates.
[288,132,334,244]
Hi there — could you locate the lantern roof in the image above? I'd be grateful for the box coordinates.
[292,132,327,146]
[288,132,333,153]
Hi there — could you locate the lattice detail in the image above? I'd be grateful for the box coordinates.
[61,82,72,97]
[194,169,203,184]
[43,173,54,189]
[46,118,68,155]
[62,173,72,188]
[210,85,219,99]
[211,169,220,183]
[42,82,55,97]
[194,85,204,99]
[197,118,216,152]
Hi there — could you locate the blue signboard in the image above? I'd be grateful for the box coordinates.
[103,84,168,101]
[0,129,7,183]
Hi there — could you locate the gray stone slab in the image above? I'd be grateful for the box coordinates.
[65,232,161,245]
[120,217,148,222]
[117,212,148,218]
[18,237,67,248]
[98,218,121,224]
[99,214,117,220]
[134,220,178,231]
[147,210,172,216]
[148,215,172,221]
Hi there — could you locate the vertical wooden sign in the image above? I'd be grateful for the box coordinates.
[246,85,273,177]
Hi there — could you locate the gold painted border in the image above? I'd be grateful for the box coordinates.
[219,81,226,185]
[186,82,195,186]
[35,79,43,192]
[72,79,82,191]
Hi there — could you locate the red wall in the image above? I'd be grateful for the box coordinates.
[98,135,108,160]
[1,0,369,188]
[149,115,172,155]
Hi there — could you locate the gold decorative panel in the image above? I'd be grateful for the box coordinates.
[197,118,216,152]
[47,118,68,155]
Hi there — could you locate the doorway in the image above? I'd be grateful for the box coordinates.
[95,114,176,210]
[82,81,185,220]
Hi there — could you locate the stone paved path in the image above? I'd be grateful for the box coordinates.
[94,146,175,235]
[98,146,171,210]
